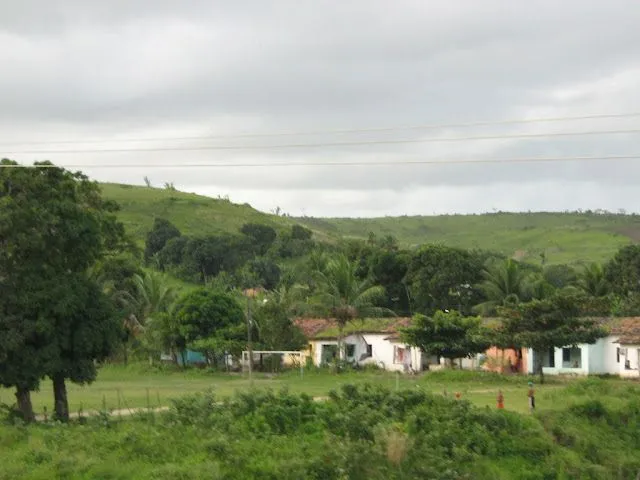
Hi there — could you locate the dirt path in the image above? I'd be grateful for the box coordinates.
[35,406,169,422]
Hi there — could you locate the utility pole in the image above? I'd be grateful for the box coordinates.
[246,295,253,387]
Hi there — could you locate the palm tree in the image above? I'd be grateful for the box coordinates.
[475,259,528,316]
[311,254,390,360]
[577,263,610,297]
[86,266,144,365]
[121,271,178,364]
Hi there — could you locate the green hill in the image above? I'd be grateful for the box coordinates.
[295,213,640,264]
[101,183,639,265]
[100,183,297,243]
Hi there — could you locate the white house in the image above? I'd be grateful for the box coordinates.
[526,317,640,377]
[296,317,437,372]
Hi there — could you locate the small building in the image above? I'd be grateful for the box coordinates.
[296,317,436,372]
[484,346,528,374]
[525,317,640,377]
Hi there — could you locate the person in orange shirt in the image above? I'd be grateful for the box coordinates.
[497,390,504,409]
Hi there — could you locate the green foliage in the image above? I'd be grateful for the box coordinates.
[174,289,246,361]
[0,161,127,421]
[254,298,307,351]
[2,383,639,479]
[296,211,637,265]
[402,311,491,362]
[576,263,610,297]
[405,245,485,315]
[240,222,277,255]
[498,295,608,381]
[144,218,181,263]
[312,254,389,330]
[475,259,530,315]
[368,248,411,315]
[605,244,640,295]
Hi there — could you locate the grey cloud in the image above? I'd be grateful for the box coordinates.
[2,0,640,216]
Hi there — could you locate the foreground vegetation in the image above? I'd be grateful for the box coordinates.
[2,379,639,479]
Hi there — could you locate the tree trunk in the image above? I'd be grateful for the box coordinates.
[123,341,129,366]
[537,355,545,385]
[15,386,35,423]
[52,374,70,422]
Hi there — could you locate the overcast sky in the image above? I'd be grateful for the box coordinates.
[2,1,640,217]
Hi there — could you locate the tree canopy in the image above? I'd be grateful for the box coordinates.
[497,295,608,382]
[402,310,491,365]
[174,289,246,364]
[0,160,126,421]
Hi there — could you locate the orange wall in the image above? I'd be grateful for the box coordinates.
[484,347,528,373]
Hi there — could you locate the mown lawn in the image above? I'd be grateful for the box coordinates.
[2,364,636,416]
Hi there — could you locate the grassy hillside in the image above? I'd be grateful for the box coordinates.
[100,183,297,243]
[296,213,640,264]
[101,183,640,264]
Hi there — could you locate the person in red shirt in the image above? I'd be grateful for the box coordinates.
[497,390,504,409]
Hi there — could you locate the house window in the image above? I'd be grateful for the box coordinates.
[394,346,406,364]
[616,347,620,363]
[562,348,571,363]
[548,348,555,368]
[366,344,373,357]
[345,344,356,358]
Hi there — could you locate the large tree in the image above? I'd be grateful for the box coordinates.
[605,245,640,295]
[121,271,177,363]
[497,295,608,383]
[45,274,121,422]
[405,245,484,315]
[240,223,277,256]
[311,254,389,360]
[402,310,491,367]
[144,218,181,263]
[0,160,125,420]
[254,285,308,351]
[89,255,144,365]
[174,289,246,365]
[0,160,126,421]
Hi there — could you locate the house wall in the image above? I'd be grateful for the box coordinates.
[361,334,419,372]
[484,347,528,373]
[618,344,640,378]
[527,336,629,376]
[309,334,423,372]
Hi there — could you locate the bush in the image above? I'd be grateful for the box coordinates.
[2,383,640,479]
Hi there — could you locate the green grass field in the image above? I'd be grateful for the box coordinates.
[100,183,297,244]
[2,365,637,417]
[296,212,640,264]
[3,367,640,479]
[101,183,639,264]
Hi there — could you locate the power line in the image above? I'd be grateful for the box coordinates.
[4,128,640,155]
[1,112,639,146]
[3,154,639,169]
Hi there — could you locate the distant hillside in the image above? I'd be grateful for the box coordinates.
[100,183,297,243]
[100,183,639,265]
[295,213,640,265]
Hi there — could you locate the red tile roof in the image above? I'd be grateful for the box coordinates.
[294,317,412,340]
[609,317,640,345]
